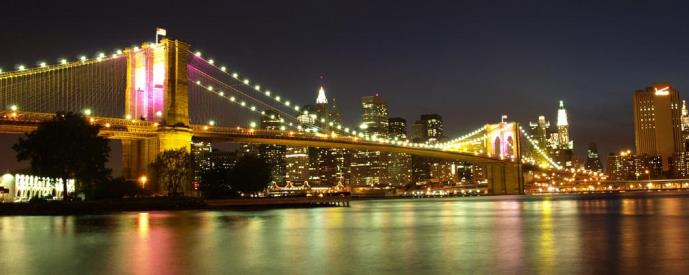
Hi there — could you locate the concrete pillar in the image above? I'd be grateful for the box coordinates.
[486,163,524,195]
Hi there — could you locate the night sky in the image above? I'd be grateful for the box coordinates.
[2,0,689,174]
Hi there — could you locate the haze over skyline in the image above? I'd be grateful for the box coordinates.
[3,0,689,172]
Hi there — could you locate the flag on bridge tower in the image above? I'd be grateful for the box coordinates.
[155,28,167,44]
[156,28,167,36]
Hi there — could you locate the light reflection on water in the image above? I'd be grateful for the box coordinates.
[2,192,689,274]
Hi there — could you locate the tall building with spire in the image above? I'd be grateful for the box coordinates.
[555,100,573,149]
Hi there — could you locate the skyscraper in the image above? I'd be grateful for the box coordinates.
[584,143,603,172]
[529,115,550,148]
[351,94,389,186]
[419,114,444,144]
[633,83,682,172]
[555,100,572,149]
[360,95,389,138]
[388,117,412,186]
[259,110,286,183]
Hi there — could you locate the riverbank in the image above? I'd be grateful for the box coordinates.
[0,195,352,215]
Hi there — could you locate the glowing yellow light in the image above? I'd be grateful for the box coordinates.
[125,114,132,120]
[250,106,256,111]
[250,122,257,128]
[39,62,47,67]
[105,123,111,128]
[654,86,670,96]
[83,108,92,116]
[209,120,215,126]
[10,105,18,111]
[133,46,140,52]
[139,176,147,188]
[80,56,87,62]
[230,96,236,101]
[60,59,67,64]
[218,91,224,96]
[17,65,25,71]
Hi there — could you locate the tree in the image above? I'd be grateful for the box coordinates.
[149,149,192,196]
[199,166,235,198]
[13,112,111,200]
[230,154,272,194]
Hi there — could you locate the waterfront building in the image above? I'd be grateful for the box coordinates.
[633,83,682,172]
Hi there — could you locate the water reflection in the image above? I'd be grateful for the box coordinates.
[2,192,689,274]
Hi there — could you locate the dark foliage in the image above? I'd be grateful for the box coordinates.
[149,149,193,196]
[230,154,272,194]
[12,112,111,200]
[93,177,146,200]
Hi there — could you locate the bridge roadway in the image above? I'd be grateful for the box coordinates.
[0,111,508,164]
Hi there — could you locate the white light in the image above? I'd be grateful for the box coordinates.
[98,52,106,58]
[17,65,25,71]
[280,126,286,131]
[0,68,3,74]
[116,49,123,55]
[208,59,215,64]
[230,96,236,101]
[285,101,290,106]
[133,46,140,52]
[195,51,202,57]
[39,62,47,68]
[275,96,281,102]
[250,122,257,128]
[265,91,271,96]
[219,91,224,96]
[209,120,215,126]
[10,105,18,111]
[80,56,87,62]
[221,66,227,72]
[207,86,213,91]
[254,85,260,91]
[294,106,300,111]
[196,80,201,85]
[155,111,162,117]
[125,114,132,120]
[250,106,256,111]
[243,79,250,85]
[232,73,239,78]
[241,101,246,106]
[83,109,92,116]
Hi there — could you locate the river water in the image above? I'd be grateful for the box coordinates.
[2,192,689,274]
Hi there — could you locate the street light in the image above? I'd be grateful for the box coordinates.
[139,176,147,189]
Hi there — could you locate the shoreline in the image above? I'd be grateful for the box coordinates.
[2,190,688,216]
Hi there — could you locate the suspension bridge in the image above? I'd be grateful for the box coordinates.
[0,37,562,195]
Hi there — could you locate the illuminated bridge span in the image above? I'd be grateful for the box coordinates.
[0,37,561,194]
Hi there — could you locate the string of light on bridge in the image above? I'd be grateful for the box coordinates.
[518,126,563,170]
[188,49,371,140]
[0,45,149,80]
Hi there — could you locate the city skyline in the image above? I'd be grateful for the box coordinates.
[3,1,689,171]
